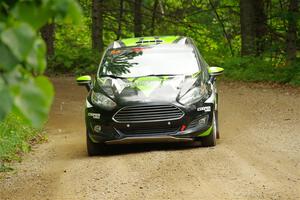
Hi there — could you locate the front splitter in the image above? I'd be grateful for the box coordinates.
[105,135,194,144]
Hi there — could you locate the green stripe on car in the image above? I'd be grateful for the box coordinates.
[161,36,181,43]
[121,38,140,46]
[197,126,212,137]
[120,36,181,47]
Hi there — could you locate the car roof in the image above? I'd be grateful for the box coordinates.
[109,36,192,49]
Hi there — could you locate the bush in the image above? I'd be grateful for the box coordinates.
[47,20,100,75]
[0,114,45,172]
[47,48,100,75]
[221,56,300,85]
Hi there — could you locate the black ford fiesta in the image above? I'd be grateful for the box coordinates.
[76,36,224,156]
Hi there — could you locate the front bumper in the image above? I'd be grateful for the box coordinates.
[85,101,214,144]
[105,135,194,144]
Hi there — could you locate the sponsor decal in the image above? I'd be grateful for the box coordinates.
[88,113,101,119]
[197,106,211,112]
[132,77,161,96]
[101,76,184,97]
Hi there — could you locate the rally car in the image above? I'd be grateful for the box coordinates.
[76,36,224,156]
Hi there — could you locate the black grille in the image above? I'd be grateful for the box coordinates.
[119,127,179,135]
[113,104,184,123]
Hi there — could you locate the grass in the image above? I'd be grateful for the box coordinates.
[0,114,46,172]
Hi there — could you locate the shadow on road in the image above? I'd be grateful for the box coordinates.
[94,141,212,157]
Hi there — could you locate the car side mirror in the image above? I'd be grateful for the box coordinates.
[209,67,224,76]
[208,67,224,83]
[76,75,92,91]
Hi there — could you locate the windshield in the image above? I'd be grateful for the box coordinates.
[98,45,200,78]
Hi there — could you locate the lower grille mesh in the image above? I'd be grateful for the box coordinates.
[120,127,179,135]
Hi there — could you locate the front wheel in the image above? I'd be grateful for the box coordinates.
[86,132,108,156]
[201,112,217,147]
[216,110,220,139]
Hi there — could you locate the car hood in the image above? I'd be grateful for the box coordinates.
[95,75,200,104]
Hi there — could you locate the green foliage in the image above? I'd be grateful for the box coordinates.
[222,56,300,85]
[46,18,100,75]
[0,0,82,127]
[0,86,12,121]
[13,76,54,127]
[46,0,300,86]
[48,48,99,74]
[0,113,44,171]
[2,23,36,61]
[53,0,240,76]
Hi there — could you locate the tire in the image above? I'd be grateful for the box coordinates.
[201,111,217,147]
[216,110,220,139]
[215,92,220,139]
[86,132,107,156]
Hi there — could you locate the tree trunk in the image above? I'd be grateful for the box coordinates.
[92,0,104,53]
[134,0,142,37]
[40,23,55,57]
[240,0,256,56]
[117,0,124,40]
[151,0,158,35]
[286,0,298,62]
[254,0,267,56]
[240,0,268,56]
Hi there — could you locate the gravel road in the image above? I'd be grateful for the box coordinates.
[1,77,299,200]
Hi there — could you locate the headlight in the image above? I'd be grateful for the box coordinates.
[179,85,208,105]
[91,91,116,110]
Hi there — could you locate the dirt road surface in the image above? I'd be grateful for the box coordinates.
[1,77,299,200]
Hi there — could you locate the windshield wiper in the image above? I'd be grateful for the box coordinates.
[136,74,181,77]
[99,74,127,79]
[100,74,183,79]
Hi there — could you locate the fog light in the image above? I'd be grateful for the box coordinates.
[187,115,209,129]
[198,116,208,127]
[94,125,102,133]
